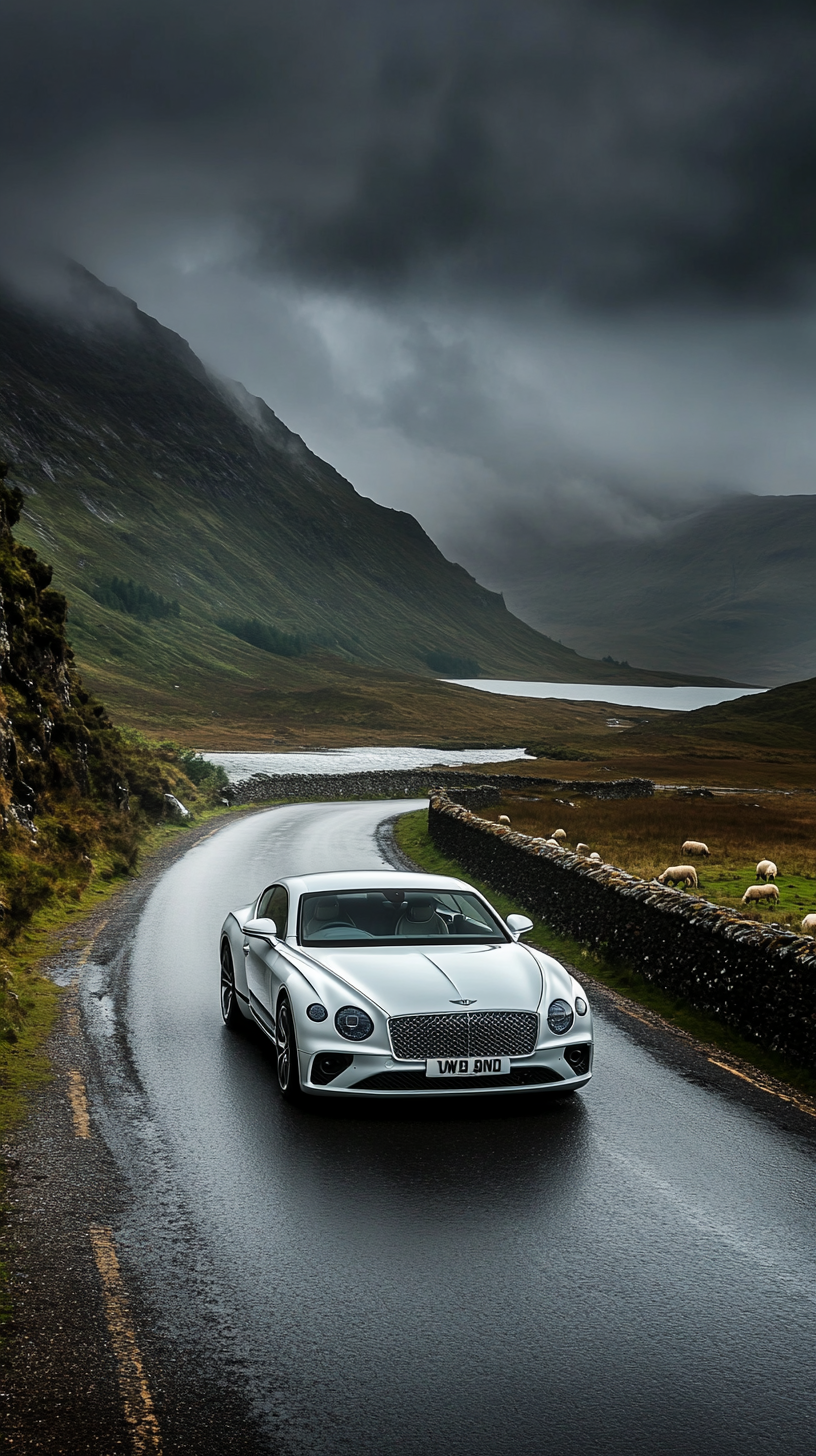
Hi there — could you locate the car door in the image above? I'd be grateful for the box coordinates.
[244,884,289,1016]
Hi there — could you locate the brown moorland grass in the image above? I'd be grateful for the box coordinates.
[478,789,816,930]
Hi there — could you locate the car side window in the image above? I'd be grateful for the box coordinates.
[257,884,288,936]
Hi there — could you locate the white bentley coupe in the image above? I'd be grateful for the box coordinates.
[219,871,593,1099]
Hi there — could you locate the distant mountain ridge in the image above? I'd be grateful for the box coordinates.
[0,265,725,738]
[493,494,816,687]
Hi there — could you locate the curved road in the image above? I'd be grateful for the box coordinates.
[84,800,816,1456]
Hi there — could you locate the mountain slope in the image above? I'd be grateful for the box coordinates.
[639,674,816,753]
[490,495,816,687]
[0,266,726,741]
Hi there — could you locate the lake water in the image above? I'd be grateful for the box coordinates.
[444,680,767,712]
[200,745,534,784]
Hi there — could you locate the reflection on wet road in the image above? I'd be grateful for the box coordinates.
[94,801,816,1455]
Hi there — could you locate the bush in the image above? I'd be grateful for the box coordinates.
[175,748,230,793]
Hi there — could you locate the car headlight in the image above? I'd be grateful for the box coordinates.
[575,997,588,1016]
[307,1003,328,1022]
[335,1005,374,1041]
[547,998,574,1034]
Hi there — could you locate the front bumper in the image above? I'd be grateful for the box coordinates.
[299,1043,593,1096]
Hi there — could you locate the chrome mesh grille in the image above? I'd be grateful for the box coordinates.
[389,1011,538,1061]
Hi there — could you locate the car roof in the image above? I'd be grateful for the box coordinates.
[277,870,474,896]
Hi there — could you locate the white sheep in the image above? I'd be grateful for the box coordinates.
[801,913,816,934]
[681,840,710,857]
[498,814,511,826]
[576,842,590,856]
[550,829,567,844]
[742,884,780,905]
[756,859,778,881]
[588,851,602,863]
[544,837,565,849]
[657,864,699,889]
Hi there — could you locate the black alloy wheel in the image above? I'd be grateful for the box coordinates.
[220,941,244,1030]
[275,994,301,1102]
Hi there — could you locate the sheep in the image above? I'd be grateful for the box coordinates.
[576,843,590,857]
[742,884,780,905]
[756,859,778,881]
[498,814,511,826]
[801,914,816,934]
[681,840,710,857]
[550,829,567,844]
[544,837,565,849]
[657,864,699,889]
[588,851,602,863]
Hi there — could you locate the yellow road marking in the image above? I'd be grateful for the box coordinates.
[78,919,108,967]
[708,1058,816,1118]
[89,1226,163,1454]
[66,1069,91,1138]
[615,1005,656,1029]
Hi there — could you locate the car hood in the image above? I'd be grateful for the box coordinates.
[304,941,544,1015]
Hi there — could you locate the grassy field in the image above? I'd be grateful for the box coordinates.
[395,808,816,1098]
[475,788,816,930]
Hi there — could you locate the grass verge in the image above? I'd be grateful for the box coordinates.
[395,807,816,1100]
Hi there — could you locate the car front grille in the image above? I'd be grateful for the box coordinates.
[352,1066,563,1092]
[388,1011,538,1061]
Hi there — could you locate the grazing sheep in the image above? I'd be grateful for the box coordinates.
[588,851,602,863]
[576,843,591,856]
[498,814,511,826]
[742,884,780,905]
[657,864,699,889]
[550,829,567,844]
[801,913,816,934]
[756,859,778,881]
[681,840,710,857]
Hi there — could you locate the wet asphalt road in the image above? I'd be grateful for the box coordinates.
[84,800,816,1456]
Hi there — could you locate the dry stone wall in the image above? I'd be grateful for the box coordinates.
[428,791,816,1072]
[229,769,653,806]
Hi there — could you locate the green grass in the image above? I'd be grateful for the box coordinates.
[395,809,816,1100]
[702,869,816,926]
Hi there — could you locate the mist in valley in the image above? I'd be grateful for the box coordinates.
[4,0,816,677]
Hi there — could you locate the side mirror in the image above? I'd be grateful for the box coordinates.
[242,916,278,944]
[506,913,533,941]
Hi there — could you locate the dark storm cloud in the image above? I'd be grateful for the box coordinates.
[5,0,816,307]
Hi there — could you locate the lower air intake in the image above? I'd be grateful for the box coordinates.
[352,1066,563,1092]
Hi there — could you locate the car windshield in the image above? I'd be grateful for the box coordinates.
[299,889,508,945]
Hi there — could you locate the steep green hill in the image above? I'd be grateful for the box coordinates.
[0,266,725,738]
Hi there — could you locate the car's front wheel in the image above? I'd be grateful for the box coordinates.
[220,941,244,1031]
[275,994,302,1102]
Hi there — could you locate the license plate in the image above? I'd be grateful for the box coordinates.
[426,1056,511,1078]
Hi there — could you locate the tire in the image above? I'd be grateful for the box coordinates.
[220,941,245,1031]
[275,994,302,1102]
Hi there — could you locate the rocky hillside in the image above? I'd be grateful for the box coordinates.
[0,266,721,743]
[0,458,214,969]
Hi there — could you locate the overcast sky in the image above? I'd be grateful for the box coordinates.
[4,0,816,575]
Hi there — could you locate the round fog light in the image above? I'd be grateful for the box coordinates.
[575,997,587,1016]
[307,1003,328,1021]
